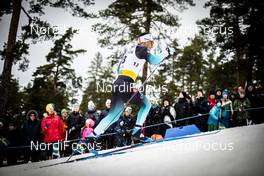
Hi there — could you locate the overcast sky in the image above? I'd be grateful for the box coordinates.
[0,0,209,103]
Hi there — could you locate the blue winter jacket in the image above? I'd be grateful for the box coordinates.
[208,105,221,126]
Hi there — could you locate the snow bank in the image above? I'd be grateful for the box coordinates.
[1,124,264,176]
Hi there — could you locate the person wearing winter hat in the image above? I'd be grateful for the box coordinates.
[61,109,68,119]
[46,103,55,115]
[208,90,216,110]
[41,104,64,143]
[99,99,111,122]
[220,90,233,128]
[145,97,162,137]
[81,119,95,141]
[174,91,192,127]
[193,89,210,132]
[60,108,69,140]
[233,90,251,126]
[160,98,176,136]
[22,110,41,163]
[6,121,20,165]
[208,99,222,131]
[99,99,113,149]
[67,104,84,141]
[41,103,65,159]
[246,82,262,124]
[85,100,99,127]
[113,106,135,147]
[215,88,222,101]
[41,103,64,159]
[123,106,135,145]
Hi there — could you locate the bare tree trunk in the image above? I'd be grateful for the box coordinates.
[0,0,22,117]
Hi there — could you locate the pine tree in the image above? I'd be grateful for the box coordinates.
[177,36,208,95]
[0,0,95,117]
[92,0,194,93]
[24,28,86,112]
[197,0,264,85]
[5,77,24,122]
[80,52,114,111]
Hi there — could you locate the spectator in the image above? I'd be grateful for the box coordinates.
[174,92,193,127]
[122,107,136,145]
[60,109,69,156]
[99,99,114,149]
[99,99,111,123]
[21,110,41,163]
[160,98,176,137]
[85,101,100,127]
[61,109,69,139]
[234,90,251,126]
[194,89,210,132]
[41,104,64,159]
[215,88,222,101]
[6,121,20,165]
[208,90,216,109]
[0,120,8,166]
[230,91,237,103]
[208,100,222,131]
[113,107,135,147]
[81,119,95,141]
[144,97,162,138]
[255,81,264,123]
[246,82,262,124]
[220,90,233,128]
[67,105,85,141]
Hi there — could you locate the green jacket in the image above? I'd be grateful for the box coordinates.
[233,98,251,121]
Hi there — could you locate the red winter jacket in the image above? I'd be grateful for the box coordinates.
[208,98,215,110]
[41,113,64,143]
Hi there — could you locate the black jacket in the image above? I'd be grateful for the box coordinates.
[22,119,41,145]
[145,105,162,137]
[67,111,85,140]
[174,98,192,119]
[194,97,210,114]
[115,115,135,133]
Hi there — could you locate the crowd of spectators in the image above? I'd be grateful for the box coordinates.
[0,82,263,166]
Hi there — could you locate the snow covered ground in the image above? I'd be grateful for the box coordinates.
[1,124,264,176]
